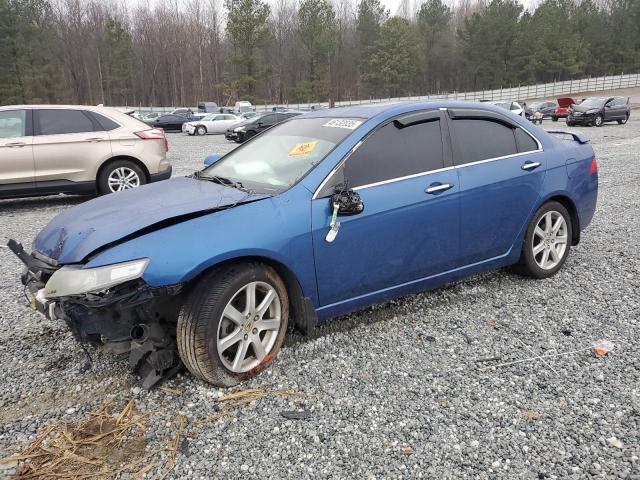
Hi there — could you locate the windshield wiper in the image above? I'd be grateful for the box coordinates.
[191,170,247,191]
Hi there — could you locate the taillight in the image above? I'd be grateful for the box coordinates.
[589,156,598,174]
[135,128,169,152]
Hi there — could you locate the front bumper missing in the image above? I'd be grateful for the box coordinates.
[8,239,184,389]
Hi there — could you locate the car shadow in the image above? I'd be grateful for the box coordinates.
[283,269,514,348]
[0,194,91,212]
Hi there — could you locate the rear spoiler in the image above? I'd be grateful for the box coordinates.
[547,130,590,144]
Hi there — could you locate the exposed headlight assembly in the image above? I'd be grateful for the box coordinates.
[587,109,599,114]
[234,126,245,132]
[43,259,150,298]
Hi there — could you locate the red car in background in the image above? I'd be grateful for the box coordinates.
[552,97,577,121]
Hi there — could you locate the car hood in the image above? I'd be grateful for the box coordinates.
[572,103,602,113]
[33,177,268,264]
[557,97,576,108]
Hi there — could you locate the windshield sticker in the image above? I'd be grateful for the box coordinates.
[322,119,362,130]
[289,141,318,157]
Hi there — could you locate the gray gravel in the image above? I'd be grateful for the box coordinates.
[1,123,639,479]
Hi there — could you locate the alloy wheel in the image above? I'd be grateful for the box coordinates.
[594,115,603,126]
[108,167,141,192]
[217,281,281,373]
[532,211,568,270]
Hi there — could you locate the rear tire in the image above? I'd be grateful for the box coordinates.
[551,116,558,122]
[618,114,629,125]
[177,263,289,386]
[516,201,572,279]
[98,159,146,195]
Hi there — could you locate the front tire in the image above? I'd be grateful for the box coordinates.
[196,125,207,136]
[516,201,572,279]
[98,159,146,194]
[593,114,604,127]
[177,263,289,386]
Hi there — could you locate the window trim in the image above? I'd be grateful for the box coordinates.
[312,109,448,199]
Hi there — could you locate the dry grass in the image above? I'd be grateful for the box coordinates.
[0,387,303,479]
[0,401,158,480]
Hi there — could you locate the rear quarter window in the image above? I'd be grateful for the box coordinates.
[88,111,120,131]
[515,128,539,153]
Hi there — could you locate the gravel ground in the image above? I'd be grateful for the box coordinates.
[0,120,639,479]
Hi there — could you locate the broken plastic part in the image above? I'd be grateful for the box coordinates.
[593,339,614,357]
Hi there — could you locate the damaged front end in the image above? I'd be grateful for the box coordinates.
[8,239,184,389]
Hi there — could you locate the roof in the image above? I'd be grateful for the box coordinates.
[298,100,519,120]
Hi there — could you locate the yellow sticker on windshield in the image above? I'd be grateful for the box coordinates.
[289,141,318,157]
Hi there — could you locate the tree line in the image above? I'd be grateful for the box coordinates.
[1,0,639,108]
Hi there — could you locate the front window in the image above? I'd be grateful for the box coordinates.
[0,110,26,138]
[202,117,361,194]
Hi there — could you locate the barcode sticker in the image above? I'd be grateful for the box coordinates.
[322,119,362,130]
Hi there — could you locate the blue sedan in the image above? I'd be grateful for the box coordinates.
[10,101,598,388]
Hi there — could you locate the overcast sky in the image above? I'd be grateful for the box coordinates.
[378,0,538,16]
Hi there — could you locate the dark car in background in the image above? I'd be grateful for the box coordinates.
[146,113,192,132]
[552,97,576,121]
[225,111,302,143]
[567,96,630,127]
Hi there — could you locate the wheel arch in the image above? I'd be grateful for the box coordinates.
[185,255,317,334]
[540,194,581,245]
[96,155,151,188]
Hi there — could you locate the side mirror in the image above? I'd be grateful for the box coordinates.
[331,189,364,216]
[203,154,222,166]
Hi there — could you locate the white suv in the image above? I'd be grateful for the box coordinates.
[0,105,172,198]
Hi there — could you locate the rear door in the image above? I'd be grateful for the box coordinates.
[447,109,545,265]
[312,111,460,306]
[33,108,111,185]
[0,109,35,194]
[608,97,627,120]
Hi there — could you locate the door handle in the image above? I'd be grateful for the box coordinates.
[85,137,103,142]
[522,161,541,171]
[5,142,26,148]
[426,183,454,194]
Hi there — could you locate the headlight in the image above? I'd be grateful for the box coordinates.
[43,259,150,298]
[586,109,599,114]
[234,126,245,132]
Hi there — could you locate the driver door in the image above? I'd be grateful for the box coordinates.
[311,112,460,307]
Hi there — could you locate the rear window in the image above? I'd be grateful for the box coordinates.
[37,109,95,135]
